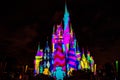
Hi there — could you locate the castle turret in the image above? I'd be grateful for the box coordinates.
[80,48,89,69]
[52,23,66,71]
[34,43,43,74]
[52,25,55,53]
[44,40,52,71]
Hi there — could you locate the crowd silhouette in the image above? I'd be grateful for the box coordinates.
[0,62,119,80]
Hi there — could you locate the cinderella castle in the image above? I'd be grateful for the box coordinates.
[34,3,96,77]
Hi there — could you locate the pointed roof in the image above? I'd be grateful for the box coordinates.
[36,50,43,56]
[87,51,91,62]
[45,40,50,52]
[36,43,43,56]
[63,2,70,30]
[64,2,69,17]
[46,40,49,48]
[90,56,94,64]
[37,42,40,51]
[70,24,73,33]
[70,23,74,38]
[76,42,80,53]
[82,53,86,61]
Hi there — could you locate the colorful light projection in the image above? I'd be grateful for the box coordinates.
[34,2,96,77]
[52,24,66,71]
[43,68,51,75]
[76,42,81,61]
[53,66,65,80]
[43,41,51,69]
[90,56,94,72]
[63,3,70,53]
[68,37,77,70]
[34,44,43,74]
[53,43,66,71]
[67,68,74,76]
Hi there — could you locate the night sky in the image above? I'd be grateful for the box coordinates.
[0,0,119,67]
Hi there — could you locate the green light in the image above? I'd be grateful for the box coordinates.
[116,60,118,72]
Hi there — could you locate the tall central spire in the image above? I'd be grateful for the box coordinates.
[64,2,69,17]
[63,2,70,30]
[63,2,71,53]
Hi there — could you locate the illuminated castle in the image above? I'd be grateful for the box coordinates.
[34,3,96,76]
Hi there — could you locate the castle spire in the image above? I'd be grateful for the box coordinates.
[64,2,69,17]
[45,38,50,52]
[63,2,70,30]
[76,42,80,52]
[36,42,43,56]
[37,42,40,50]
[70,23,74,38]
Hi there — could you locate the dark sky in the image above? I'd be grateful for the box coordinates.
[0,0,119,67]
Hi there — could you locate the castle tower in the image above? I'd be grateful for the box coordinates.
[34,43,43,74]
[43,41,51,68]
[76,42,81,69]
[63,3,71,53]
[53,24,66,71]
